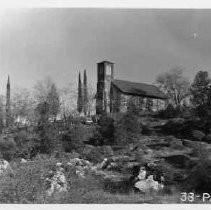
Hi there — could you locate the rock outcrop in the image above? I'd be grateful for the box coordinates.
[0,159,13,176]
[134,167,164,193]
[45,163,68,196]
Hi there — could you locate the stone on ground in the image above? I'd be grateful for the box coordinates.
[0,159,13,176]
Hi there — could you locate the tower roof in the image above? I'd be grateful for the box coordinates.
[7,75,10,85]
[97,60,114,64]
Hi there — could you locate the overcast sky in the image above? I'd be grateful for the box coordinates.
[1,9,211,94]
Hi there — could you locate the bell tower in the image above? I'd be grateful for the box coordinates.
[96,61,114,115]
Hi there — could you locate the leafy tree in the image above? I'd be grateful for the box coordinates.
[77,72,83,114]
[59,83,78,118]
[34,77,60,121]
[190,71,211,107]
[33,77,54,103]
[35,102,59,154]
[11,87,35,122]
[35,102,50,124]
[87,84,96,116]
[156,66,190,107]
[46,84,60,119]
[83,70,88,116]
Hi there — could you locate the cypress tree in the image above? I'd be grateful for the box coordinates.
[6,75,11,127]
[77,72,83,113]
[83,70,88,115]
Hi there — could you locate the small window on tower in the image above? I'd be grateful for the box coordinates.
[106,65,112,75]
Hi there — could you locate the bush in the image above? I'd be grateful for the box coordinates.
[37,122,61,154]
[61,123,85,152]
[0,156,58,203]
[14,129,40,159]
[157,104,183,119]
[81,145,104,163]
[183,159,211,193]
[90,115,115,146]
[0,135,17,161]
[114,112,142,145]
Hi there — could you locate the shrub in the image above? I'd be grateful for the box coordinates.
[114,112,142,145]
[81,145,104,163]
[183,159,211,193]
[37,122,61,154]
[61,123,85,152]
[14,129,40,159]
[0,156,58,203]
[0,135,17,161]
[156,104,183,119]
[90,115,115,146]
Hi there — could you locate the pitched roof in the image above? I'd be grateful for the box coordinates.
[111,79,167,99]
[97,60,114,64]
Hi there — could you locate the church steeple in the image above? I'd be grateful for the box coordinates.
[6,75,11,127]
[7,75,10,87]
[96,61,114,115]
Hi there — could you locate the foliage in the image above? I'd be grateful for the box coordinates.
[182,144,211,193]
[77,72,83,113]
[114,112,142,145]
[61,123,86,152]
[14,129,40,159]
[46,84,60,119]
[90,115,115,145]
[190,71,211,108]
[156,104,182,119]
[83,70,88,115]
[0,155,157,204]
[156,66,190,106]
[0,96,4,133]
[0,135,16,161]
[127,98,142,115]
[11,88,35,121]
[59,83,78,118]
[33,77,54,103]
[37,122,60,154]
[190,71,211,127]
[35,101,50,124]
[0,156,57,203]
[81,145,104,163]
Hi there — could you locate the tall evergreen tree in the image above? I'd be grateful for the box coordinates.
[6,75,11,127]
[83,70,88,115]
[77,72,83,113]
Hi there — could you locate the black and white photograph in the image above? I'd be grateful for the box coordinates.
[0,1,211,205]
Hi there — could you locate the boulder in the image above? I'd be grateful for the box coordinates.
[192,130,205,141]
[134,175,164,193]
[46,166,68,196]
[0,159,13,176]
[20,158,27,163]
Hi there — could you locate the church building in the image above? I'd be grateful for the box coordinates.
[96,61,167,115]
